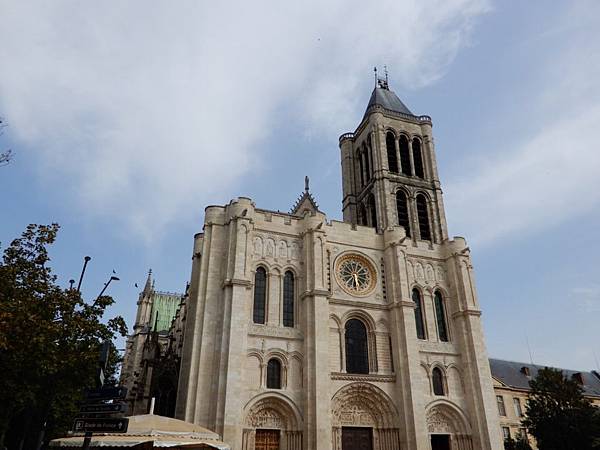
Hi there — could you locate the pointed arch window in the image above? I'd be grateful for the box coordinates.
[432,367,445,395]
[412,138,424,178]
[364,144,371,183]
[357,150,365,187]
[345,319,369,374]
[434,291,449,342]
[368,194,377,229]
[416,194,431,241]
[253,267,267,324]
[399,135,411,176]
[386,132,399,173]
[396,190,411,237]
[412,288,426,340]
[266,358,282,389]
[283,271,295,327]
[358,204,368,226]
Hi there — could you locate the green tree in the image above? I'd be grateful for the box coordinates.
[504,436,533,450]
[0,224,127,448]
[523,367,600,450]
[0,117,12,167]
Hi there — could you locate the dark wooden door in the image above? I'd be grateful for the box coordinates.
[255,429,280,450]
[342,427,373,450]
[431,434,451,450]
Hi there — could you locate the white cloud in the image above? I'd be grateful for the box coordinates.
[445,3,600,247]
[569,286,600,312]
[0,0,489,241]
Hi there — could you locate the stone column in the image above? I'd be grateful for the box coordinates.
[301,214,332,450]
[446,239,504,450]
[383,228,430,450]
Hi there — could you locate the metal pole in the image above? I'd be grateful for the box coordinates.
[76,256,91,293]
[81,431,92,450]
[94,276,119,304]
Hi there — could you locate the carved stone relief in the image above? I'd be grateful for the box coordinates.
[252,234,302,261]
[415,263,425,279]
[427,410,452,433]
[426,264,435,282]
[247,408,284,428]
[436,266,446,281]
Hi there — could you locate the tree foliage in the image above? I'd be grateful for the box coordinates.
[0,117,12,167]
[523,367,600,450]
[504,436,533,450]
[0,224,127,448]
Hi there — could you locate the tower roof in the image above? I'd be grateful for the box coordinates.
[364,79,413,118]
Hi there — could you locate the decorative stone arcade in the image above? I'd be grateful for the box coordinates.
[331,383,401,450]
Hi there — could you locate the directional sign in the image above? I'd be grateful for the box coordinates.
[84,386,127,401]
[73,417,129,433]
[79,403,128,414]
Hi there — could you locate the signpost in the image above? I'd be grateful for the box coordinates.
[74,418,129,433]
[74,341,130,450]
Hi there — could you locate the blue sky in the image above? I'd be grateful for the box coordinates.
[1,0,599,371]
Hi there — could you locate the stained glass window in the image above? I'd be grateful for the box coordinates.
[345,319,369,374]
[283,271,294,327]
[434,291,448,342]
[412,288,426,340]
[253,267,267,324]
[266,359,281,389]
[432,367,445,395]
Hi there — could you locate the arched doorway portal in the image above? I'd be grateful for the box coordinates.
[242,394,303,450]
[426,401,473,450]
[331,383,401,450]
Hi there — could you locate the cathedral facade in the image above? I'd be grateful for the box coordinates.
[123,79,505,450]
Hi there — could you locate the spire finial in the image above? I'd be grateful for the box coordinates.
[384,65,389,85]
[373,66,378,86]
[305,176,310,192]
[143,268,153,294]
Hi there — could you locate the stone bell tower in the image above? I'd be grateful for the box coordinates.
[339,74,448,244]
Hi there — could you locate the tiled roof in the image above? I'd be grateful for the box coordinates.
[489,358,600,398]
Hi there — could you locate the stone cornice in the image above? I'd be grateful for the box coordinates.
[222,278,252,289]
[329,297,390,310]
[300,289,331,299]
[330,372,396,383]
[248,324,304,340]
[451,309,482,319]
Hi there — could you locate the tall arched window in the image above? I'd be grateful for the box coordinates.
[416,194,431,241]
[412,288,426,340]
[399,135,411,176]
[357,150,365,187]
[283,271,295,327]
[345,319,369,374]
[386,132,399,173]
[432,367,445,395]
[253,267,267,324]
[396,190,411,237]
[412,138,424,178]
[368,194,377,229]
[364,145,371,182]
[358,204,368,226]
[434,291,449,342]
[266,358,282,389]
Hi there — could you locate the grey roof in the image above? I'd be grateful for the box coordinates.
[489,358,600,398]
[364,85,413,117]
